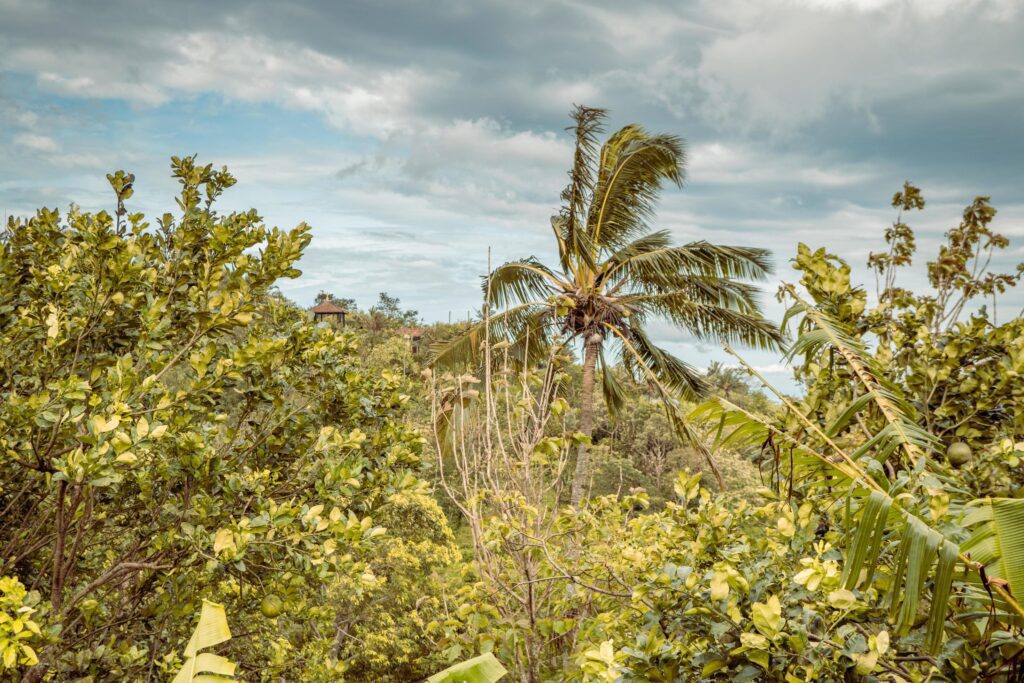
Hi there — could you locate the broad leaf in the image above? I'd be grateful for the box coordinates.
[427,653,508,683]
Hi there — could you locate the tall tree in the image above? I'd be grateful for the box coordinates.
[315,290,357,312]
[434,106,781,504]
[705,361,748,400]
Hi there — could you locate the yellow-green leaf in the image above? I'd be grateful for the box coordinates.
[213,529,236,556]
[710,571,730,601]
[827,588,857,609]
[184,601,231,658]
[751,595,784,638]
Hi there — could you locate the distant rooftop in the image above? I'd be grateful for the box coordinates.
[311,300,347,314]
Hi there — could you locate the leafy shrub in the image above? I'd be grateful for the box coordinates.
[0,158,456,680]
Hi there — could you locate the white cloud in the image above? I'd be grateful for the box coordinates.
[1,0,1022,355]
[13,132,58,152]
[798,0,1018,19]
[689,142,875,188]
[7,30,437,138]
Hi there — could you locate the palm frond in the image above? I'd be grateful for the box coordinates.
[550,216,572,279]
[962,497,1024,600]
[486,258,565,309]
[674,410,724,488]
[430,302,551,369]
[600,324,722,485]
[431,374,482,459]
[614,272,766,318]
[558,105,606,275]
[689,397,860,487]
[601,230,673,275]
[624,293,783,351]
[605,240,773,284]
[587,127,685,254]
[783,287,937,466]
[504,307,558,370]
[598,348,628,416]
[611,325,707,400]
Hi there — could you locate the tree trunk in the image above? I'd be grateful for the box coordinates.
[570,339,600,506]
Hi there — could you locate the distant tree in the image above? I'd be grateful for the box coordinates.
[315,290,357,312]
[705,361,747,399]
[371,291,418,325]
[434,106,781,504]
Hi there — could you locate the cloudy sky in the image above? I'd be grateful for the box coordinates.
[2,0,1023,386]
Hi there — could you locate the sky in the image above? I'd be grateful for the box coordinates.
[2,0,1023,389]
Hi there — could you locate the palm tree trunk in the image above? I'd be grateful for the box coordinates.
[570,339,600,505]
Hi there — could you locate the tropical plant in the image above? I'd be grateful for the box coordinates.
[687,186,1024,678]
[371,291,419,325]
[0,577,42,673]
[433,106,781,503]
[963,496,1024,601]
[704,361,748,400]
[440,465,930,681]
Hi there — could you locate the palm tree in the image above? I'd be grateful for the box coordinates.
[434,106,782,504]
[706,361,748,400]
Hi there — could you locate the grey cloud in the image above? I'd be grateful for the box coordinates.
[2,0,1023,385]
[335,159,369,180]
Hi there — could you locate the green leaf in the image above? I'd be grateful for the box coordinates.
[841,490,891,590]
[963,498,1024,599]
[427,653,507,683]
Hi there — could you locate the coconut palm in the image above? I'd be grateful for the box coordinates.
[433,106,782,504]
[706,361,749,400]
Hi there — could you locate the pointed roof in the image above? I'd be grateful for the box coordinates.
[311,300,347,314]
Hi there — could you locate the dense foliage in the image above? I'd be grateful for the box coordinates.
[2,142,1022,682]
[0,159,456,681]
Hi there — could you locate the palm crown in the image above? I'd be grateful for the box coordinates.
[434,106,781,502]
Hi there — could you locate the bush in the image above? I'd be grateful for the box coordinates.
[0,158,455,680]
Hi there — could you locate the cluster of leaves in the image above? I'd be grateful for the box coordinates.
[569,480,904,681]
[5,150,1022,682]
[0,577,43,672]
[0,159,458,680]
[587,368,766,505]
[436,475,909,681]
[794,189,1024,472]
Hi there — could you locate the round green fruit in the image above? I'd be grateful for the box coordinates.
[946,442,972,467]
[260,594,284,619]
